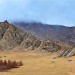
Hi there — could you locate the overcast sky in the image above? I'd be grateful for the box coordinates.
[0,0,75,26]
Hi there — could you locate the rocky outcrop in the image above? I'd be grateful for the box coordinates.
[0,22,9,40]
[58,47,75,57]
[0,22,25,50]
[36,40,61,52]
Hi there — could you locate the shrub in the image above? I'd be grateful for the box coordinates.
[0,59,23,71]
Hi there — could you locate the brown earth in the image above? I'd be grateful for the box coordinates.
[0,51,75,75]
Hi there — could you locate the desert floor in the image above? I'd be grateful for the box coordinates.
[0,51,75,75]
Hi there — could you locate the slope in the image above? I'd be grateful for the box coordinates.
[14,22,75,46]
[0,21,61,53]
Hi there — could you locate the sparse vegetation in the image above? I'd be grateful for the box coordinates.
[0,51,74,75]
[0,59,23,71]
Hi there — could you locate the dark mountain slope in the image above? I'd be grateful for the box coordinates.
[14,22,75,46]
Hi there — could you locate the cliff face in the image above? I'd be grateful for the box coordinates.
[0,21,61,53]
[58,47,75,57]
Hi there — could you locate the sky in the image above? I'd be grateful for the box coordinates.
[0,0,75,26]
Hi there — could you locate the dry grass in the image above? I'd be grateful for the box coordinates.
[0,50,75,75]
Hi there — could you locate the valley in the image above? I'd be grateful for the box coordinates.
[0,51,75,75]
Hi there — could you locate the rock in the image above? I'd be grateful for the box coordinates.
[68,60,72,61]
[58,47,75,57]
[4,20,9,23]
[37,40,61,52]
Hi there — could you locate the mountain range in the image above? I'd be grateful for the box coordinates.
[0,20,75,57]
[14,22,75,46]
[0,21,62,52]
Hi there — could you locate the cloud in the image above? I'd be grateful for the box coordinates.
[0,0,75,26]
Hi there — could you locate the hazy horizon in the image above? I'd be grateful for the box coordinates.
[0,0,75,26]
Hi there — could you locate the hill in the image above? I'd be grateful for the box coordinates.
[0,21,62,53]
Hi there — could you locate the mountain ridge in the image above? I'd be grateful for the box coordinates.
[0,21,63,53]
[14,22,75,46]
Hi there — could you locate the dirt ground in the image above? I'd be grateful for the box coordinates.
[0,50,75,75]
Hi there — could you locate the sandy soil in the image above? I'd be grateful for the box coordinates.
[0,51,75,75]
